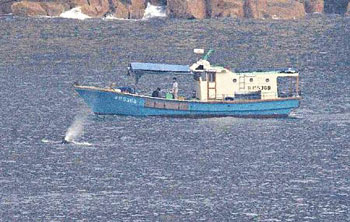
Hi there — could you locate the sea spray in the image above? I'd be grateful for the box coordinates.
[143,3,166,19]
[64,110,89,143]
[60,7,90,20]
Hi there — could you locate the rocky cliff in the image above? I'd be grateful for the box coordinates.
[8,0,149,18]
[2,0,350,19]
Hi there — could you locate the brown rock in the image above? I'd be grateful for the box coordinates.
[41,2,69,16]
[244,0,305,19]
[11,1,48,16]
[70,0,89,6]
[111,0,129,19]
[346,1,350,15]
[11,1,70,16]
[167,0,187,18]
[80,0,110,17]
[269,0,305,19]
[128,0,146,19]
[109,0,146,19]
[167,0,207,19]
[244,0,267,18]
[208,0,244,18]
[189,0,207,19]
[304,0,324,13]
[7,0,312,19]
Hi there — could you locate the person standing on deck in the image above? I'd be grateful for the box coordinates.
[172,77,178,99]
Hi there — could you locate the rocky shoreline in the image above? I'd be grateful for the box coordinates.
[1,0,350,19]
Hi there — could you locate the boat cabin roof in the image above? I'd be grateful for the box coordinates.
[234,67,298,74]
[129,62,191,74]
[128,61,299,84]
[128,62,192,83]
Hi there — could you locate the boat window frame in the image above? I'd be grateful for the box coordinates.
[208,72,216,83]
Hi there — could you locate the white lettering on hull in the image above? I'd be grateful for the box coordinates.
[114,96,137,104]
[248,86,271,91]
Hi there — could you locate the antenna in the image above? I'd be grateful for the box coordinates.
[203,49,214,61]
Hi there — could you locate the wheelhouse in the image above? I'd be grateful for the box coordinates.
[127,49,300,102]
[190,59,300,101]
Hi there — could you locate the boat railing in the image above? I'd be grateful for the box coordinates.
[220,91,282,101]
[261,92,278,99]
[221,92,261,101]
[220,94,235,101]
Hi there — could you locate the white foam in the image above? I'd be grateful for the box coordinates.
[102,14,138,21]
[41,138,50,143]
[71,141,93,146]
[103,14,120,20]
[142,3,166,19]
[41,138,92,146]
[41,138,62,144]
[60,7,90,20]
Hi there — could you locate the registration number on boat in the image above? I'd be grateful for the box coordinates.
[114,96,137,104]
[248,86,271,90]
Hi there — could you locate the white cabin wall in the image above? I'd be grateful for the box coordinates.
[192,61,299,101]
[215,72,237,99]
[243,74,278,99]
[262,77,278,99]
[215,71,282,100]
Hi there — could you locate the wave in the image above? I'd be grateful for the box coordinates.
[103,3,166,20]
[10,3,166,21]
[143,3,166,19]
[60,7,90,20]
[102,14,138,21]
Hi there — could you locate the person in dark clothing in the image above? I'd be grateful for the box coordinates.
[152,88,161,97]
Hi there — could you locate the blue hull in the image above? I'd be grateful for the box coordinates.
[75,87,300,117]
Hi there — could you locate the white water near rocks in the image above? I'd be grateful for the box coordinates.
[60,7,90,20]
[58,3,166,21]
[143,3,166,19]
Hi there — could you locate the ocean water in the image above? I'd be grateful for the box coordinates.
[0,15,349,221]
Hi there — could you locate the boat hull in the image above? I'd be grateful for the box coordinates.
[75,86,300,117]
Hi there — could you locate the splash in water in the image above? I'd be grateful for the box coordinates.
[60,7,90,20]
[143,3,166,19]
[64,111,89,143]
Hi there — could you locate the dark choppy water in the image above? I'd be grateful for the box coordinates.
[1,15,350,221]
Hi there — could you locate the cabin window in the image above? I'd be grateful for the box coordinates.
[208,73,216,82]
[266,78,270,82]
[196,65,204,70]
[233,79,237,83]
[249,78,253,82]
[201,73,207,81]
[193,72,201,81]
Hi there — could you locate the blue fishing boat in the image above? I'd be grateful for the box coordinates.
[74,50,301,117]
